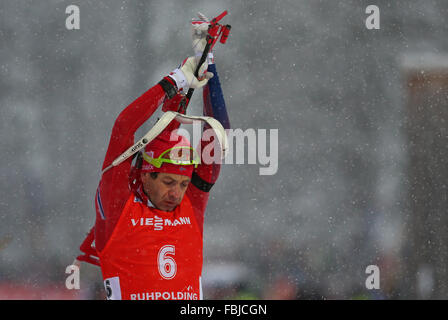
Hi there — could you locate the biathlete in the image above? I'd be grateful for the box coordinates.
[76,15,230,300]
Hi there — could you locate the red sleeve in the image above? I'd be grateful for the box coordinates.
[186,138,221,234]
[94,84,167,252]
[186,83,224,234]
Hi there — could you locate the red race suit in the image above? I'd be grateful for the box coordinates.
[77,62,229,300]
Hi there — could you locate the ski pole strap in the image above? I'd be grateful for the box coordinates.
[101,111,228,175]
[101,111,178,174]
[173,112,229,160]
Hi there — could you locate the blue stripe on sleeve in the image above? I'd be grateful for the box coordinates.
[204,64,230,129]
[96,187,106,220]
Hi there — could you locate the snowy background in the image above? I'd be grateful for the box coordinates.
[1,0,448,299]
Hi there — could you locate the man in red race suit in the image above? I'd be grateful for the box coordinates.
[76,17,230,300]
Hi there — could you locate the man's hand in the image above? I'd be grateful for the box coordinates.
[191,12,210,58]
[168,57,213,93]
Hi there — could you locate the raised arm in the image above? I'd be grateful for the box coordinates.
[78,58,214,260]
[77,82,168,263]
[187,57,230,232]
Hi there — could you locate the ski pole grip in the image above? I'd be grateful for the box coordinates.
[195,36,212,77]
[186,35,212,101]
[183,10,228,110]
[220,25,231,44]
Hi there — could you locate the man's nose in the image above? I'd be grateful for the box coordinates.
[168,186,181,199]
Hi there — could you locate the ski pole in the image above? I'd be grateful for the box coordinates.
[178,10,231,114]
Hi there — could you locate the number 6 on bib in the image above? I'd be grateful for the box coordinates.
[158,245,177,280]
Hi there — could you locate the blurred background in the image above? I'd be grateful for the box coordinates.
[1,0,448,299]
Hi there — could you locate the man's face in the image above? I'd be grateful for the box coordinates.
[141,172,191,212]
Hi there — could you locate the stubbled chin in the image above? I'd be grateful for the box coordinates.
[160,204,177,212]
